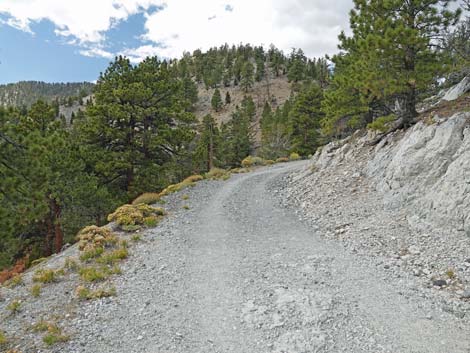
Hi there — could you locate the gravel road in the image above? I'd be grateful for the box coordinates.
[58,162,469,353]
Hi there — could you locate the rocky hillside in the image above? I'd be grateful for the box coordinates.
[282,108,470,319]
[195,75,292,137]
[0,81,94,108]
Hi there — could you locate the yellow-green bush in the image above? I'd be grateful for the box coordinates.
[276,157,289,163]
[289,152,301,161]
[0,331,7,345]
[367,114,397,133]
[75,285,116,300]
[231,167,250,174]
[6,299,21,314]
[33,269,57,284]
[205,168,231,180]
[265,160,275,165]
[107,204,165,231]
[76,226,116,252]
[183,174,204,183]
[31,284,41,297]
[241,156,267,168]
[131,193,161,205]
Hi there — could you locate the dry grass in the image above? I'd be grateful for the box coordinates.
[31,284,41,298]
[75,285,116,300]
[132,192,161,205]
[205,168,231,180]
[241,156,267,168]
[276,157,289,163]
[33,269,58,284]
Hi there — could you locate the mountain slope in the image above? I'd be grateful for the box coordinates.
[0,81,94,108]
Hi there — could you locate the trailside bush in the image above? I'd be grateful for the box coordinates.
[76,226,116,252]
[131,193,161,205]
[205,168,231,180]
[107,204,166,231]
[241,156,267,168]
[276,157,289,163]
[289,152,301,161]
[182,175,204,183]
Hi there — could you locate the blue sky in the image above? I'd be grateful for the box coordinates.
[0,0,352,84]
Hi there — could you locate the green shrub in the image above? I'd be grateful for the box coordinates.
[367,114,397,132]
[96,248,128,265]
[43,330,69,346]
[31,284,41,297]
[6,299,21,314]
[289,152,301,161]
[0,330,7,345]
[79,267,108,282]
[131,235,142,242]
[79,246,104,262]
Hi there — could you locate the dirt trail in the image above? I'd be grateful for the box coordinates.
[49,162,470,352]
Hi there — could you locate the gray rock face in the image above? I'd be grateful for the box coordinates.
[442,76,470,101]
[313,112,470,237]
[367,112,470,236]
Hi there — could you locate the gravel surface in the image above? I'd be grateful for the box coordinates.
[1,161,469,353]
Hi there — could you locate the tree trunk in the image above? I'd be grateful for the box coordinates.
[208,125,214,171]
[44,216,54,256]
[403,88,418,126]
[52,199,63,253]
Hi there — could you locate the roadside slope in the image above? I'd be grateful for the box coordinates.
[1,161,469,352]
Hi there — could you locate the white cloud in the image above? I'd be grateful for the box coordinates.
[79,47,114,60]
[0,0,353,60]
[120,44,162,63]
[0,0,164,43]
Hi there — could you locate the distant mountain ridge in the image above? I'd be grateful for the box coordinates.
[0,81,94,108]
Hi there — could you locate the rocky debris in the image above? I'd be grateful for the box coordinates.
[279,112,470,323]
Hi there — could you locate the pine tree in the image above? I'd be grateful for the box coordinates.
[79,56,195,199]
[241,61,254,92]
[287,49,306,83]
[211,88,223,112]
[344,0,461,125]
[225,91,231,105]
[289,84,324,156]
[194,114,219,171]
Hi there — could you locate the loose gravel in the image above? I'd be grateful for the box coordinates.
[1,161,469,353]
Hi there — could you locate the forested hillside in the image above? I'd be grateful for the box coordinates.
[1,0,470,280]
[0,81,94,108]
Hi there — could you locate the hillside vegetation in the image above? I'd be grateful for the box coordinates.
[0,81,94,108]
[1,0,470,284]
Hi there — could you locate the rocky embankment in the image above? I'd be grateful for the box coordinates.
[281,111,470,319]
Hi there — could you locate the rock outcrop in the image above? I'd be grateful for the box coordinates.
[311,112,470,236]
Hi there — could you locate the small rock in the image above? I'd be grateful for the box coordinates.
[432,279,447,287]
[408,245,421,255]
[460,290,470,299]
